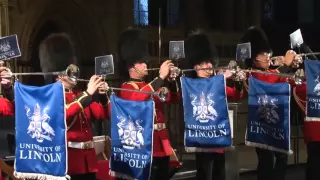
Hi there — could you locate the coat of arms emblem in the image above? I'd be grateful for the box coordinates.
[190,92,218,123]
[257,95,280,124]
[101,60,108,69]
[0,40,11,53]
[117,116,144,150]
[314,75,320,96]
[25,103,55,143]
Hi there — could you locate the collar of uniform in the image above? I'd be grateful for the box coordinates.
[129,78,144,82]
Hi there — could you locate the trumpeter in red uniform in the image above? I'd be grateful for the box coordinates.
[293,80,320,180]
[39,33,109,180]
[0,65,14,116]
[184,30,245,180]
[240,26,301,180]
[117,27,180,180]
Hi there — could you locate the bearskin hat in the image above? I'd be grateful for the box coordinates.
[39,33,77,83]
[240,26,272,67]
[185,30,219,69]
[118,27,149,69]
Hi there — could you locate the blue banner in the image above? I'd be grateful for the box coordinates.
[245,77,292,154]
[0,35,21,60]
[14,81,68,180]
[305,60,320,121]
[181,75,232,152]
[109,94,154,180]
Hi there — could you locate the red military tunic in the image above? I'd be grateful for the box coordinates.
[65,90,109,175]
[293,82,320,142]
[119,78,180,157]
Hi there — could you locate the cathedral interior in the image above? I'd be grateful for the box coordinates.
[0,0,318,179]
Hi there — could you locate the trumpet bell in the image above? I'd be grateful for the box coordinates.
[172,68,181,76]
[293,69,305,85]
[158,87,169,102]
[65,64,80,84]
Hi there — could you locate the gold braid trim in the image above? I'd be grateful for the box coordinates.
[141,78,159,92]
[293,87,306,114]
[126,82,139,90]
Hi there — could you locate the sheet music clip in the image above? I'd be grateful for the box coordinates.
[0,34,21,61]
[290,29,304,49]
[95,55,114,77]
[236,42,251,62]
[169,41,185,60]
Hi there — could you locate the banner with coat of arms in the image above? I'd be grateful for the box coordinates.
[245,77,292,154]
[109,94,154,180]
[181,75,232,152]
[305,59,320,121]
[14,81,68,180]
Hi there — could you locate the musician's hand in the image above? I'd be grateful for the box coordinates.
[98,82,109,94]
[284,50,296,66]
[159,60,174,80]
[223,69,233,79]
[0,67,12,88]
[86,75,105,95]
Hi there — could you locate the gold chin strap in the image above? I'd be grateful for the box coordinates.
[133,67,147,76]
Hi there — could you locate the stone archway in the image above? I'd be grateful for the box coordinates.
[16,0,111,86]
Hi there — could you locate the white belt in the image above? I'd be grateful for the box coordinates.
[68,141,94,150]
[154,123,166,131]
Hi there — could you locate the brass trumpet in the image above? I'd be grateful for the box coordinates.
[108,87,169,102]
[225,60,305,85]
[270,52,320,66]
[146,67,181,81]
[181,60,305,85]
[2,64,80,84]
[73,79,170,102]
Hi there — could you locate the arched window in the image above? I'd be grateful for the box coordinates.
[134,0,149,25]
[133,0,181,26]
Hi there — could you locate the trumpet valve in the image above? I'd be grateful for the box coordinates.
[227,60,238,75]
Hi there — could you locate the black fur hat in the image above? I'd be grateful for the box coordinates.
[185,30,219,69]
[240,26,272,67]
[39,33,77,83]
[118,27,149,69]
